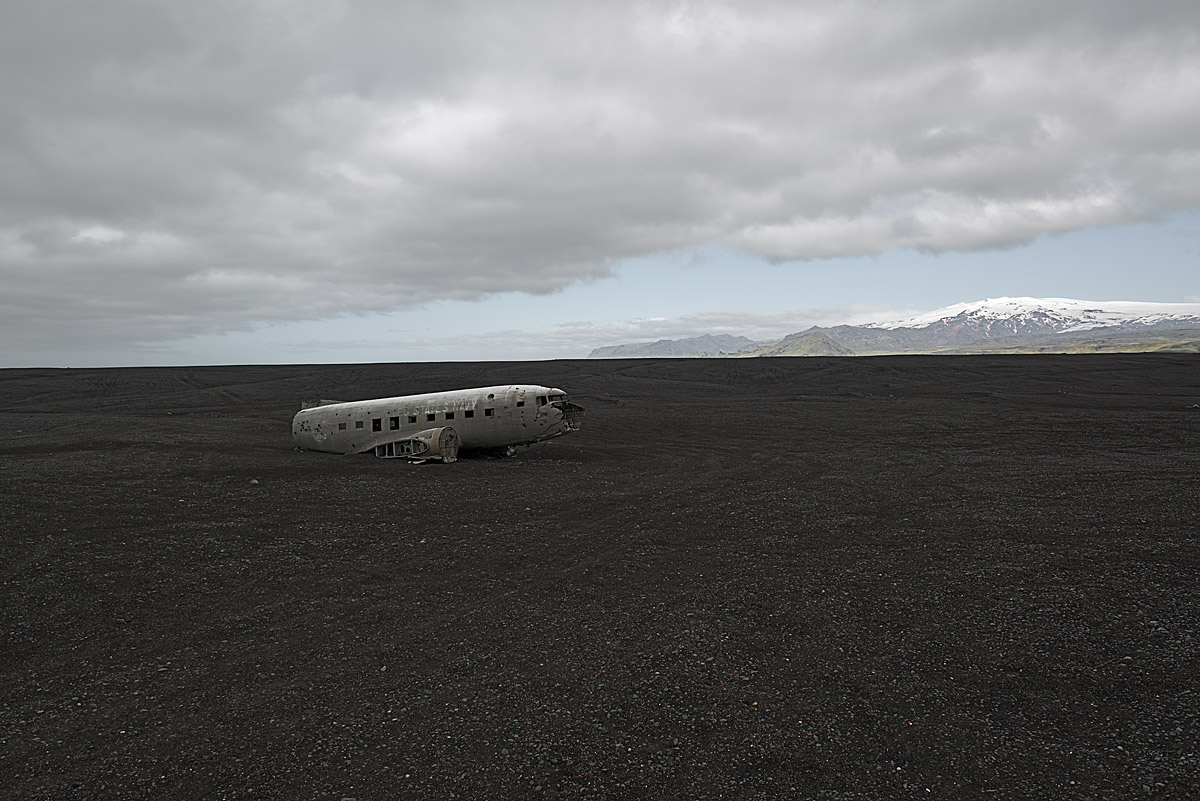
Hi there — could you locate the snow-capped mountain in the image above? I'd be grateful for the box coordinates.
[871,297,1200,335]
[791,297,1200,354]
[589,298,1200,358]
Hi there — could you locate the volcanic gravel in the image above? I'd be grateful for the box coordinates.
[2,355,1198,800]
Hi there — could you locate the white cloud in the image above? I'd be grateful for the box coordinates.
[71,225,127,244]
[738,190,1135,259]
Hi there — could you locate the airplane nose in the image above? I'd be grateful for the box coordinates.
[552,401,584,431]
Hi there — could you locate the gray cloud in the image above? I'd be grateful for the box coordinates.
[2,0,1199,353]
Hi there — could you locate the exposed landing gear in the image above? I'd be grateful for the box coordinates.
[480,444,520,458]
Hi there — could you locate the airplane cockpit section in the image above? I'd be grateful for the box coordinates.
[534,388,585,434]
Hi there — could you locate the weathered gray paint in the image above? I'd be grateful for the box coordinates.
[291,384,581,461]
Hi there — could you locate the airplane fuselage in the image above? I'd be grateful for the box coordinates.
[291,384,582,462]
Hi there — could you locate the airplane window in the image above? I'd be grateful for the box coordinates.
[426,413,436,422]
[408,415,417,424]
[372,418,382,432]
[338,422,347,430]
[537,396,546,406]
[517,401,525,407]
[355,421,364,429]
[389,417,399,430]
[465,410,474,418]
[484,408,494,417]
[445,411,454,420]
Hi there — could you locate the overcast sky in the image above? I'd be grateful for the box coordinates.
[3,0,1198,367]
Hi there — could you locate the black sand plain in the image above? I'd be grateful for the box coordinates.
[2,354,1198,800]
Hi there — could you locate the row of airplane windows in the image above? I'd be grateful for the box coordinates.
[336,408,495,432]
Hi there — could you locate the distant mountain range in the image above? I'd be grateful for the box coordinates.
[587,334,759,358]
[586,298,1200,358]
